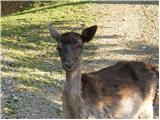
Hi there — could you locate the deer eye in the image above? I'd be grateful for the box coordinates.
[56,46,61,51]
[76,44,82,48]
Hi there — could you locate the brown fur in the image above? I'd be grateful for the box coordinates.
[48,24,159,119]
[81,61,158,118]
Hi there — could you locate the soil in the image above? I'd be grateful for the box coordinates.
[1,2,159,119]
[86,3,159,118]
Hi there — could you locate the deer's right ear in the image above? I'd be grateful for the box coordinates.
[48,23,60,41]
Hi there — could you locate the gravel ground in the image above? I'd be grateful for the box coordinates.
[83,3,158,71]
[1,2,159,119]
[85,3,159,118]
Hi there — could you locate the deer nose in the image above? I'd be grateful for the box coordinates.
[64,62,74,70]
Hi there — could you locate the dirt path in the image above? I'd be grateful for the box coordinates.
[85,3,159,118]
[83,3,158,72]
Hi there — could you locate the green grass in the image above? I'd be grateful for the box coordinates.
[1,0,99,118]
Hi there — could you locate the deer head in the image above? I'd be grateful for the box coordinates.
[49,23,97,72]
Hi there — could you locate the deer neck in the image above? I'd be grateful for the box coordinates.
[65,62,81,97]
[64,59,83,118]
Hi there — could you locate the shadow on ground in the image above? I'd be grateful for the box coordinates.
[1,14,97,118]
[1,1,159,118]
[1,76,63,118]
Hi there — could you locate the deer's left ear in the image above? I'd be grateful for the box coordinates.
[81,25,97,42]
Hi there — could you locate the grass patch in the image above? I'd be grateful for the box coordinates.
[1,0,97,72]
[1,0,99,118]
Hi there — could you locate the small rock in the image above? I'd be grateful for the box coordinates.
[11,94,19,102]
[142,46,147,49]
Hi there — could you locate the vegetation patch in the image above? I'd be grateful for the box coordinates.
[1,0,100,118]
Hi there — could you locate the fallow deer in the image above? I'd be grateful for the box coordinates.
[49,24,158,119]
